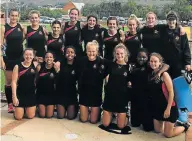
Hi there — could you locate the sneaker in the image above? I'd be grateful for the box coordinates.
[8,103,14,113]
[183,122,191,132]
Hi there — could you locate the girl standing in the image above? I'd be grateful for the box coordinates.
[62,8,83,57]
[1,9,25,113]
[47,20,64,61]
[103,17,124,60]
[25,10,47,63]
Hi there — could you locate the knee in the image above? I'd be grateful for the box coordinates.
[90,119,98,124]
[102,121,110,127]
[14,115,23,120]
[79,117,88,123]
[57,116,64,119]
[39,113,45,118]
[117,123,125,129]
[79,114,88,123]
[67,115,76,120]
[164,133,173,138]
[27,114,35,119]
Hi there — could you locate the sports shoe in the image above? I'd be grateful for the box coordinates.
[8,103,14,113]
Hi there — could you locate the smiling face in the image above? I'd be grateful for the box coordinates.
[137,52,148,65]
[107,20,117,31]
[115,48,126,63]
[45,53,54,65]
[65,48,76,61]
[69,9,79,22]
[88,17,97,28]
[150,55,162,71]
[9,11,19,24]
[30,13,40,26]
[147,13,156,27]
[128,19,137,33]
[52,23,61,35]
[23,50,34,63]
[86,45,98,61]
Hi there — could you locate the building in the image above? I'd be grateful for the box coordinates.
[63,1,85,14]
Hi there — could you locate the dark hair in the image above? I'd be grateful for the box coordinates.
[69,8,80,16]
[23,48,36,56]
[51,20,61,27]
[87,15,98,23]
[9,9,19,15]
[107,16,118,26]
[45,51,55,59]
[137,48,149,57]
[65,46,76,55]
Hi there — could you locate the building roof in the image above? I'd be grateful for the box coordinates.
[72,2,85,11]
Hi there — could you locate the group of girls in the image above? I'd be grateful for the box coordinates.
[0,7,191,138]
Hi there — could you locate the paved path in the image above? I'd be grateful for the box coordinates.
[1,102,187,141]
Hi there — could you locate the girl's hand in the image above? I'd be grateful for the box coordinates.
[13,97,19,107]
[164,108,171,119]
[54,61,60,73]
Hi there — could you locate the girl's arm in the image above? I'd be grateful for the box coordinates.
[162,72,174,118]
[119,29,125,42]
[11,65,19,106]
[20,24,26,41]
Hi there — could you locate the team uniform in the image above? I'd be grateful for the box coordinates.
[56,59,78,107]
[139,25,165,54]
[15,62,36,107]
[103,29,121,60]
[36,64,56,106]
[81,25,103,56]
[103,62,131,113]
[47,34,64,61]
[3,23,23,70]
[130,63,154,131]
[148,72,178,123]
[124,32,142,64]
[26,26,46,57]
[161,27,191,79]
[63,21,83,57]
[77,57,108,107]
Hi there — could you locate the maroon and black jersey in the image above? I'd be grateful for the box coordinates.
[47,34,64,61]
[26,26,46,57]
[103,29,121,60]
[4,23,23,59]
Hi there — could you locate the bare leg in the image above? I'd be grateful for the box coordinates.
[14,107,24,120]
[102,110,112,127]
[56,105,66,119]
[38,104,46,118]
[79,105,89,122]
[164,121,185,138]
[153,119,164,133]
[46,105,54,118]
[25,106,36,119]
[90,107,100,124]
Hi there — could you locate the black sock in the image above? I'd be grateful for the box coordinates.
[5,85,12,104]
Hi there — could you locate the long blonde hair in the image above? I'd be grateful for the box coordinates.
[113,43,129,63]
